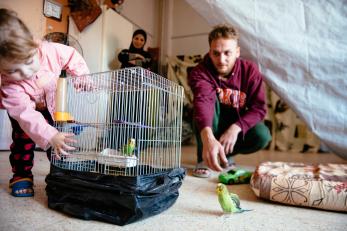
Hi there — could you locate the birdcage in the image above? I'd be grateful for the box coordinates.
[45,67,186,225]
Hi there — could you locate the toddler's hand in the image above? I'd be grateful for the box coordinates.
[50,132,77,159]
[74,76,96,92]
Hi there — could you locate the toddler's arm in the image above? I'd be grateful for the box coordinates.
[51,42,90,77]
[51,42,94,91]
[1,86,57,150]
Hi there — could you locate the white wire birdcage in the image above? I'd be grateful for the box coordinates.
[51,67,184,176]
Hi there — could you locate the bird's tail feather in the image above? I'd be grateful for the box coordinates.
[238,209,253,213]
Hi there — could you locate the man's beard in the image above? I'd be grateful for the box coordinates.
[216,66,232,76]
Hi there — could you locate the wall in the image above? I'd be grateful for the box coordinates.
[103,0,212,63]
[0,0,208,66]
[69,6,134,73]
[170,0,211,56]
[120,0,161,48]
[0,0,69,37]
[0,0,46,39]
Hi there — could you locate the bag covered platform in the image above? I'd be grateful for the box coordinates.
[46,164,186,226]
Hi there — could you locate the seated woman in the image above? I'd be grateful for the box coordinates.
[118,29,152,70]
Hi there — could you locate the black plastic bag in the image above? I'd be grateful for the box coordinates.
[45,164,185,226]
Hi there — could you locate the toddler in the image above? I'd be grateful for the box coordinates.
[0,8,90,197]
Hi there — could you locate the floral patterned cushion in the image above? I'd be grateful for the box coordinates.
[250,161,347,212]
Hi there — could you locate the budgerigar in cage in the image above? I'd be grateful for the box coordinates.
[122,138,136,156]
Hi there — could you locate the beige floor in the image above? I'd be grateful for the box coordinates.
[0,146,346,231]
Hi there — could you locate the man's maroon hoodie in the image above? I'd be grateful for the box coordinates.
[188,54,267,136]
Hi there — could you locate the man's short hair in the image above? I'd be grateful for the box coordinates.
[208,24,239,45]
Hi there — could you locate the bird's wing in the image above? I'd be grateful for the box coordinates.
[218,191,234,213]
[229,193,241,209]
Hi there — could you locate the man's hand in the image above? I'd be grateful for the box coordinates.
[201,127,228,171]
[219,124,241,155]
[49,132,77,159]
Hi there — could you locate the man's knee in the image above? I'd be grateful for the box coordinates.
[252,122,272,149]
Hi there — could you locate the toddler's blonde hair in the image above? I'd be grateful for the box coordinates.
[0,8,38,64]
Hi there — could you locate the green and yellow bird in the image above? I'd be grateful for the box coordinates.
[122,138,136,156]
[216,183,252,213]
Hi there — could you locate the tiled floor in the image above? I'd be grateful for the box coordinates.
[0,146,346,231]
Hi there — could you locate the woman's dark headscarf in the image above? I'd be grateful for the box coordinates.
[129,29,147,53]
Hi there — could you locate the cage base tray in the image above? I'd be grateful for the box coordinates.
[97,148,137,168]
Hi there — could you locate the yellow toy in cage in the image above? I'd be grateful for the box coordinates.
[54,75,74,122]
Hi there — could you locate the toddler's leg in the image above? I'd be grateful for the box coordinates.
[8,116,35,184]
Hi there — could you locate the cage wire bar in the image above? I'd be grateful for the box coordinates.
[52,67,184,176]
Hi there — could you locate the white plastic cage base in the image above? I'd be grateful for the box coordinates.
[98,148,137,168]
[51,67,184,176]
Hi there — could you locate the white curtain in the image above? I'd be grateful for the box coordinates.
[186,0,347,159]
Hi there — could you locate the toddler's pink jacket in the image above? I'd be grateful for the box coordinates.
[0,41,90,150]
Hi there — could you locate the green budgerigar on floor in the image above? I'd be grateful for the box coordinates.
[122,138,136,156]
[216,183,252,214]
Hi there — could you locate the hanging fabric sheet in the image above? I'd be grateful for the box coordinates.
[186,0,347,159]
